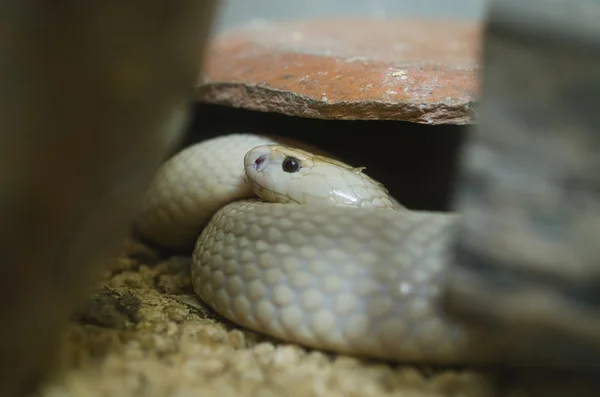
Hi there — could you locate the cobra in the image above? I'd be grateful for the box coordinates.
[135,133,487,364]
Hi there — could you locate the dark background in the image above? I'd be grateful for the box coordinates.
[179,103,467,212]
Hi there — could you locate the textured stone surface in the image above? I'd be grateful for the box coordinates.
[196,18,481,124]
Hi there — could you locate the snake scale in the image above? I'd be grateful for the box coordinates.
[134,133,489,364]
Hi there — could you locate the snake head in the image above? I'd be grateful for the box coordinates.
[243,144,308,203]
[243,144,400,210]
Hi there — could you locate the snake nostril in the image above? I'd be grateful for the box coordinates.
[253,154,268,170]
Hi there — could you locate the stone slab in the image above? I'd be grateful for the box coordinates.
[196,18,481,124]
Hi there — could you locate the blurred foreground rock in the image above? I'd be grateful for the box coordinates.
[0,1,218,395]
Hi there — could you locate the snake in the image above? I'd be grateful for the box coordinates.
[134,133,488,364]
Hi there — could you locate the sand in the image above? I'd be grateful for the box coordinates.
[36,238,597,397]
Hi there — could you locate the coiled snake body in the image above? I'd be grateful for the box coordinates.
[135,133,483,363]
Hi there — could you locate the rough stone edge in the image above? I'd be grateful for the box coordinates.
[195,83,479,125]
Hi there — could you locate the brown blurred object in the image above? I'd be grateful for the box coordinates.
[0,1,219,395]
[196,18,480,125]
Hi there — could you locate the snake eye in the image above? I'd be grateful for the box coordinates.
[281,156,301,173]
